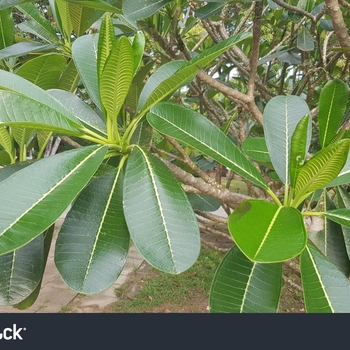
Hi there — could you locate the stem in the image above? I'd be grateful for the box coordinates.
[36,131,53,159]
[19,143,26,162]
[283,185,289,207]
[302,211,324,217]
[266,188,283,206]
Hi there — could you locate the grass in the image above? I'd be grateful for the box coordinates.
[110,247,225,313]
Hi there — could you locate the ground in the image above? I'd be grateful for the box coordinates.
[65,230,305,313]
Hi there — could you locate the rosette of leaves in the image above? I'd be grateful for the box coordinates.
[0,13,252,307]
[148,79,350,313]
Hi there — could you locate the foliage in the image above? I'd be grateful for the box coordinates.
[0,0,350,313]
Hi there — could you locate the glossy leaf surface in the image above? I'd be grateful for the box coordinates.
[228,200,306,262]
[301,244,350,312]
[209,245,282,313]
[123,146,200,274]
[0,234,44,305]
[0,145,107,255]
[148,102,268,189]
[309,191,350,277]
[72,33,101,110]
[263,95,310,184]
[122,0,173,21]
[55,168,130,294]
[318,79,348,148]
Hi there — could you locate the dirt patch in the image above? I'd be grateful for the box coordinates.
[99,261,305,313]
[65,230,305,313]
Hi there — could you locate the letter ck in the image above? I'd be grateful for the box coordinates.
[0,324,24,340]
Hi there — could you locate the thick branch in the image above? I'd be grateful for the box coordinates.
[324,0,350,60]
[160,157,251,209]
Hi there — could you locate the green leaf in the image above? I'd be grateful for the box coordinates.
[187,193,221,212]
[263,95,310,184]
[147,102,268,189]
[138,32,252,116]
[72,33,101,110]
[0,234,44,306]
[0,150,12,165]
[241,137,271,164]
[132,31,145,73]
[0,90,84,136]
[137,60,187,113]
[16,54,67,90]
[63,0,122,13]
[0,42,58,60]
[16,3,60,44]
[324,152,350,188]
[130,120,153,150]
[100,36,134,121]
[318,79,349,148]
[68,3,96,37]
[11,127,35,148]
[290,115,312,190]
[0,70,84,128]
[297,27,314,51]
[300,243,350,313]
[123,146,200,274]
[293,139,350,206]
[0,126,14,162]
[324,208,350,228]
[335,186,350,260]
[48,89,107,136]
[14,224,54,309]
[209,245,283,313]
[97,13,116,83]
[194,3,225,20]
[228,199,307,262]
[0,8,13,49]
[0,145,107,255]
[122,0,173,21]
[55,168,130,294]
[55,59,80,92]
[0,0,33,10]
[55,0,73,42]
[309,191,350,276]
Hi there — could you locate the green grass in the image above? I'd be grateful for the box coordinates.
[110,247,225,313]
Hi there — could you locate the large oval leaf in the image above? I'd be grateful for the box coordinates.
[209,245,283,313]
[0,234,44,306]
[0,145,107,255]
[148,103,268,189]
[228,200,307,262]
[318,79,349,148]
[263,95,310,184]
[301,243,350,313]
[123,146,200,274]
[55,168,130,294]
